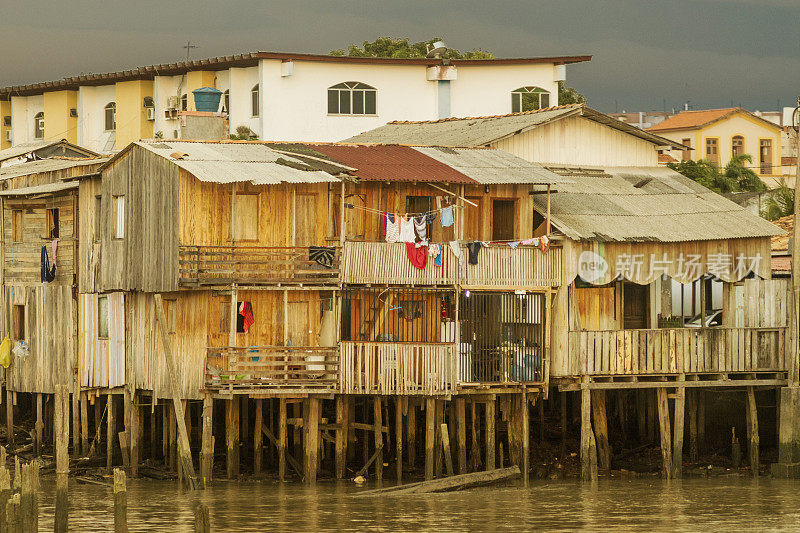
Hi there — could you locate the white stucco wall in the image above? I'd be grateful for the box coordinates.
[11,95,43,145]
[77,85,116,152]
[153,75,183,139]
[228,67,260,138]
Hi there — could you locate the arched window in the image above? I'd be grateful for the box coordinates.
[104,102,116,131]
[511,87,550,113]
[328,82,377,115]
[222,90,230,114]
[34,112,44,139]
[180,94,188,111]
[251,84,259,117]
[731,135,744,158]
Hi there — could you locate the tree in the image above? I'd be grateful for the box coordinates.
[667,154,767,195]
[762,179,794,221]
[558,81,586,105]
[330,37,494,60]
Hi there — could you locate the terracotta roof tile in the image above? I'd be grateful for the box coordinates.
[772,214,793,251]
[647,108,740,132]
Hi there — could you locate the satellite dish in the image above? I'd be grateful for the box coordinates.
[426,41,447,58]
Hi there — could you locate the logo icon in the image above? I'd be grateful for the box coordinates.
[578,251,608,283]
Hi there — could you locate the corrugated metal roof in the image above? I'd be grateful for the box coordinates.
[0,139,98,163]
[0,181,78,196]
[307,144,475,183]
[0,157,108,181]
[345,105,687,150]
[412,146,570,185]
[533,165,783,242]
[134,141,342,184]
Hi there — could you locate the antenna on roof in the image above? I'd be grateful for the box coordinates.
[184,41,198,62]
[426,41,448,58]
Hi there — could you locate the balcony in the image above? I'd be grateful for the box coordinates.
[205,346,339,393]
[568,326,788,376]
[340,241,561,287]
[179,245,339,287]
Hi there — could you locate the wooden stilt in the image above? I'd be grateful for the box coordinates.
[81,391,89,456]
[637,390,647,444]
[697,390,705,453]
[580,386,597,481]
[162,403,168,465]
[107,394,115,472]
[241,397,249,444]
[522,392,530,486]
[113,469,127,533]
[591,390,611,473]
[395,397,403,482]
[130,393,139,478]
[425,398,435,480]
[746,387,759,476]
[538,396,545,445]
[688,390,698,462]
[373,396,383,483]
[434,400,444,478]
[470,401,480,471]
[455,398,466,475]
[54,385,69,533]
[304,398,320,484]
[441,422,454,476]
[149,400,157,461]
[168,408,177,471]
[278,398,287,481]
[560,392,568,460]
[336,395,349,479]
[292,402,302,462]
[201,393,213,487]
[35,393,43,457]
[94,396,103,448]
[254,399,263,476]
[656,388,673,479]
[406,399,416,470]
[226,398,240,479]
[486,398,496,471]
[647,389,657,443]
[672,386,686,479]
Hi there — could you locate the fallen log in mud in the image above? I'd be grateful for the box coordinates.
[355,466,520,496]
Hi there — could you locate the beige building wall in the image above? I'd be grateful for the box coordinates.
[0,101,10,149]
[186,71,217,111]
[493,115,660,167]
[115,80,154,148]
[43,90,78,143]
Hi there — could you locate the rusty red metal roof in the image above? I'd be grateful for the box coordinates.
[308,144,476,183]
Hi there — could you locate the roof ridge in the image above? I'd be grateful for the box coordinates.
[386,104,584,124]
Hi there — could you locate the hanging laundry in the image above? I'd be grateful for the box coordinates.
[448,241,464,264]
[40,246,56,283]
[466,241,483,265]
[539,235,550,254]
[385,213,400,243]
[428,243,443,266]
[441,205,454,228]
[521,238,537,246]
[239,302,255,333]
[405,242,428,270]
[426,212,438,224]
[51,239,58,265]
[480,241,491,248]
[413,214,427,241]
[399,215,416,243]
[309,246,335,268]
[0,335,10,368]
[508,241,521,249]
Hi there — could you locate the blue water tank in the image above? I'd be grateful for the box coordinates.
[192,87,223,112]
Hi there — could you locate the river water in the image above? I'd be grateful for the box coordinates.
[34,477,800,531]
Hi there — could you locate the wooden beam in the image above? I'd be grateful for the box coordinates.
[335,395,348,479]
[656,387,673,479]
[672,386,685,479]
[304,398,319,484]
[580,385,597,481]
[425,399,435,480]
[591,390,611,473]
[107,394,115,472]
[254,399,263,476]
[455,398,466,475]
[225,398,239,480]
[441,423,454,477]
[261,421,303,478]
[374,397,383,483]
[201,393,213,487]
[395,398,403,483]
[154,294,198,490]
[278,398,287,480]
[521,392,529,486]
[746,387,759,476]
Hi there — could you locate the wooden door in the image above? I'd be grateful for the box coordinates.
[463,197,482,240]
[760,139,773,174]
[623,283,648,329]
[491,200,515,241]
[294,193,318,246]
[287,301,310,345]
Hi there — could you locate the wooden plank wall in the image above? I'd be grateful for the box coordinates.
[3,192,76,284]
[1,284,75,393]
[100,146,179,293]
[178,174,333,248]
[575,286,619,330]
[77,177,101,292]
[78,293,125,388]
[727,278,789,328]
[1,162,105,190]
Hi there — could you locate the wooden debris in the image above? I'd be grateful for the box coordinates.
[355,466,520,497]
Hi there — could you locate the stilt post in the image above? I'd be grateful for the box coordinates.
[486,398,496,471]
[591,390,611,473]
[425,398,435,480]
[395,398,403,482]
[335,395,348,479]
[656,387,673,479]
[746,387,759,476]
[304,398,320,484]
[201,393,214,487]
[113,468,128,533]
[226,398,240,480]
[373,396,383,483]
[254,399,263,476]
[672,386,686,479]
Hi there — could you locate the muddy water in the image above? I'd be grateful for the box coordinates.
[34,477,800,531]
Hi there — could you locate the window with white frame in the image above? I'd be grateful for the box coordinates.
[104,102,116,131]
[34,112,44,139]
[511,87,550,113]
[98,295,109,339]
[251,85,259,117]
[113,195,125,239]
[328,82,377,115]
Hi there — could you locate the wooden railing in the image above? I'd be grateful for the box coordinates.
[179,245,339,286]
[340,342,457,395]
[568,327,788,376]
[205,346,339,392]
[340,241,561,287]
[461,245,561,288]
[341,242,457,285]
[458,344,543,384]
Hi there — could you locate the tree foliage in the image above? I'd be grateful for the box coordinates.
[667,154,766,194]
[558,81,586,105]
[762,179,794,221]
[330,37,494,60]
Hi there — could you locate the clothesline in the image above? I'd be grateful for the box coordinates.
[344,202,465,218]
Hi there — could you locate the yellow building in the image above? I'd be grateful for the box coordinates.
[648,107,783,186]
[1,101,11,149]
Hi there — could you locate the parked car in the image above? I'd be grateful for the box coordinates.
[684,309,723,327]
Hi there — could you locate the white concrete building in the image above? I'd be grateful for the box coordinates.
[0,51,591,152]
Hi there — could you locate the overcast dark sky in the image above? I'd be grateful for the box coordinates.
[3,0,798,113]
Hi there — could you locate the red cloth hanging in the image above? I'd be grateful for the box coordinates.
[239,301,255,333]
[405,242,428,270]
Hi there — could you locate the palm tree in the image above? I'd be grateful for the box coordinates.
[725,154,767,192]
[762,179,794,220]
